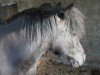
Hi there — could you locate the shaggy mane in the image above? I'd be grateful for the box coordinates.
[68,7,85,38]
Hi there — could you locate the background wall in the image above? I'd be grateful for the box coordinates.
[74,0,100,68]
[0,0,100,75]
[0,0,75,11]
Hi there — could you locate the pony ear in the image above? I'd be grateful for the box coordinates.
[65,3,74,11]
[61,3,74,19]
[56,2,62,7]
[56,3,74,19]
[55,2,66,19]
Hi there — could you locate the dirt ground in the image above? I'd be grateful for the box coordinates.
[36,59,91,75]
[35,51,91,75]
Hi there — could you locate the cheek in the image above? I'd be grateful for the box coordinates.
[53,34,74,55]
[54,32,72,46]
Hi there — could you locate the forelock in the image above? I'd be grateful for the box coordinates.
[65,7,85,39]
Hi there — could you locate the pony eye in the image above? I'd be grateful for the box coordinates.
[73,33,77,36]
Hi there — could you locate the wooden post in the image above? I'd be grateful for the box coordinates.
[0,2,18,22]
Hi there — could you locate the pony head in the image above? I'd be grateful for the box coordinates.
[49,3,86,67]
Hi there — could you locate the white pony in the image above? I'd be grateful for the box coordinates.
[0,2,86,75]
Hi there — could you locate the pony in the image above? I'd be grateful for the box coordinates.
[0,2,86,75]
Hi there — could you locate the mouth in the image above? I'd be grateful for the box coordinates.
[66,56,80,67]
[54,54,85,68]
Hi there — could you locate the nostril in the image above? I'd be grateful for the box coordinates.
[74,61,79,67]
[70,59,79,67]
